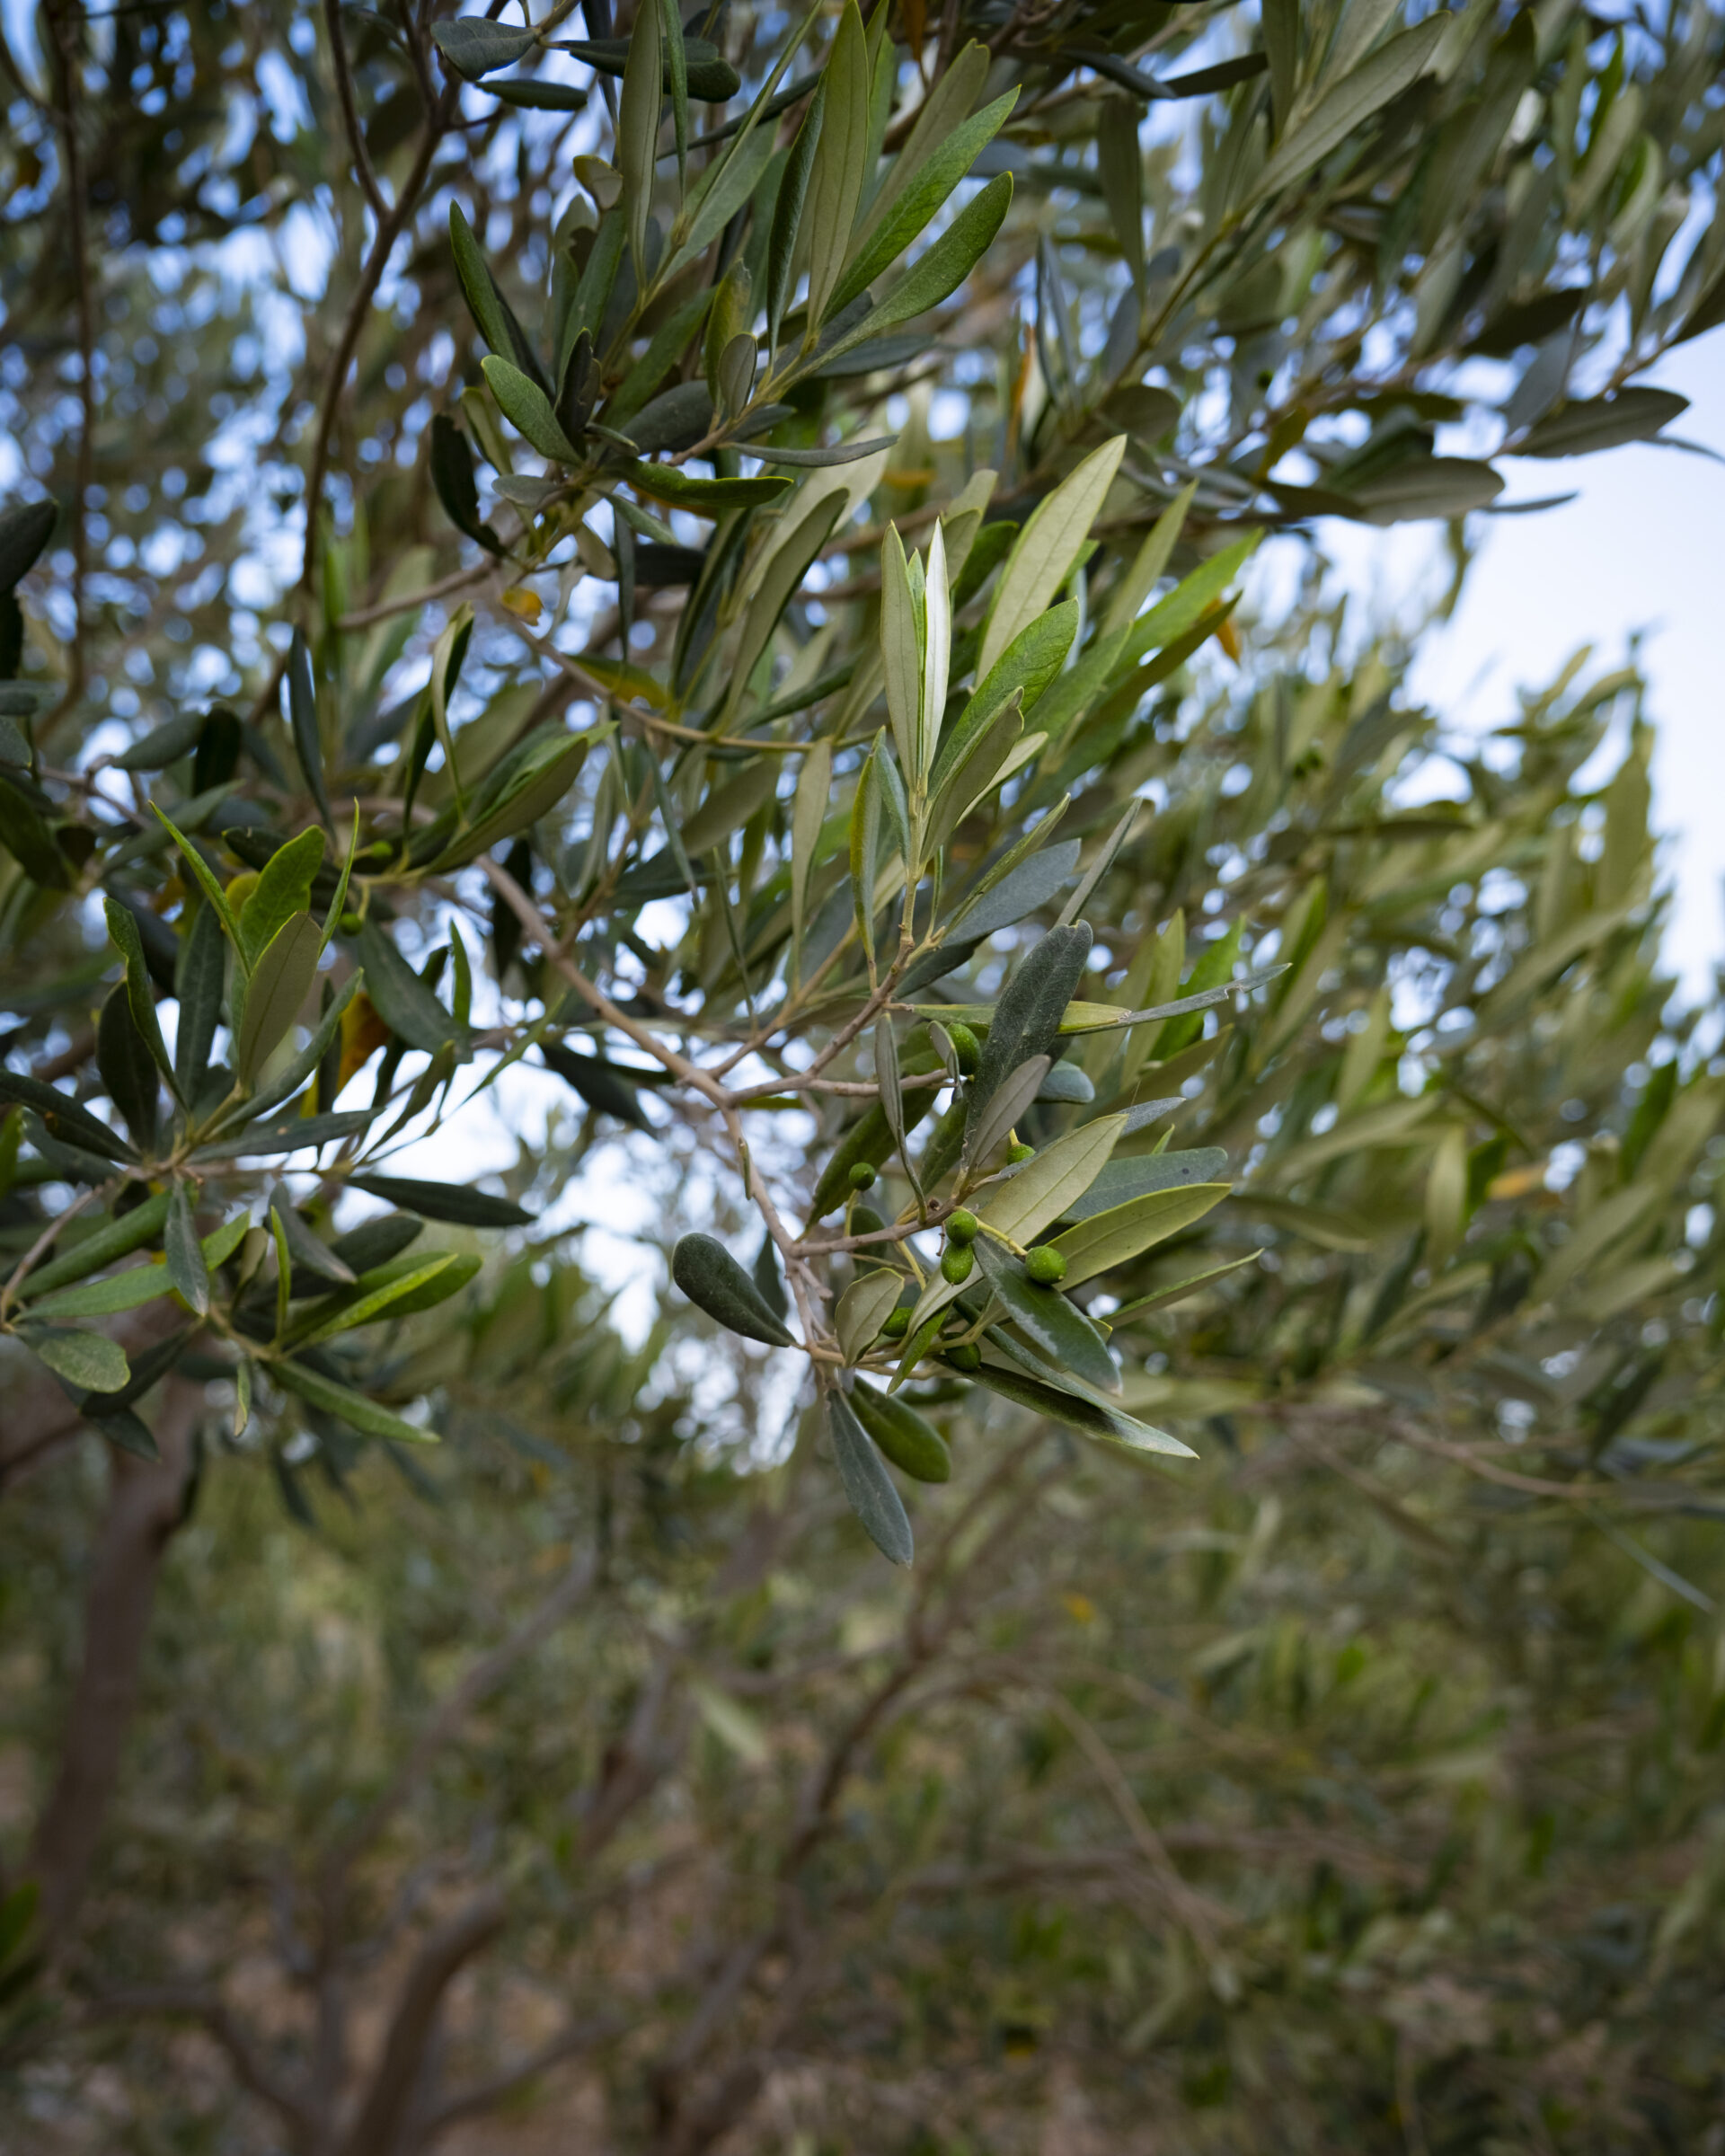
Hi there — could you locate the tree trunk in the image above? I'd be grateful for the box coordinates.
[27,1374,202,1953]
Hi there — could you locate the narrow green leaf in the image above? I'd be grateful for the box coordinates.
[288,1257,461,1348]
[346,1172,533,1228]
[724,488,845,726]
[1059,1148,1230,1224]
[802,2,871,331]
[482,355,581,463]
[0,1070,135,1162]
[151,806,242,960]
[286,630,331,827]
[164,1182,208,1315]
[932,604,1076,800]
[1516,387,1688,457]
[235,912,321,1084]
[273,1357,439,1444]
[792,737,833,978]
[827,1389,914,1562]
[829,89,1018,321]
[766,79,825,354]
[920,520,951,782]
[1097,97,1145,300]
[97,985,159,1155]
[1046,1182,1230,1287]
[969,1352,1196,1457]
[880,526,921,781]
[854,41,989,250]
[628,464,791,510]
[353,921,456,1055]
[270,1187,356,1286]
[849,740,884,975]
[1107,1250,1263,1323]
[1104,482,1197,634]
[19,1188,172,1300]
[208,972,362,1134]
[962,1055,1051,1172]
[431,17,535,80]
[852,172,1013,348]
[174,899,227,1094]
[985,1116,1128,1244]
[1252,18,1446,200]
[979,437,1127,683]
[966,923,1094,1141]
[102,897,176,1091]
[618,0,664,285]
[659,0,688,183]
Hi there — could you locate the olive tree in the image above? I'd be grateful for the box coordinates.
[2,0,1724,2135]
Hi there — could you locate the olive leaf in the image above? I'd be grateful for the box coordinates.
[827,1389,914,1563]
[671,1233,797,1347]
[850,1378,951,1483]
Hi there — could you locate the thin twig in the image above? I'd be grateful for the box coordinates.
[324,0,387,224]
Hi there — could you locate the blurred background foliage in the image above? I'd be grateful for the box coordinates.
[4,0,1725,2147]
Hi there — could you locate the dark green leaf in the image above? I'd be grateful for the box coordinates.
[752,1232,790,1323]
[0,499,57,592]
[97,986,159,1154]
[164,1182,209,1315]
[431,16,536,79]
[968,1350,1196,1458]
[972,1233,1119,1392]
[1516,389,1689,458]
[964,923,1093,1148]
[270,1188,356,1286]
[627,464,792,510]
[430,413,500,552]
[671,1232,796,1346]
[354,920,457,1055]
[540,1040,656,1130]
[347,1173,533,1229]
[766,79,824,352]
[850,1377,951,1483]
[111,710,203,771]
[827,1390,914,1563]
[286,630,330,827]
[0,1071,136,1162]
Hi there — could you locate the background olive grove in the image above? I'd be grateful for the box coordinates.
[3,0,1725,2148]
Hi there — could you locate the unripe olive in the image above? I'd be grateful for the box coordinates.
[941,1243,975,1286]
[947,1021,980,1074]
[338,910,364,935]
[847,1162,877,1191]
[1025,1246,1067,1286]
[850,1205,886,1237]
[881,1306,911,1339]
[945,1207,978,1245]
[1006,1140,1036,1166]
[945,1341,981,1372]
